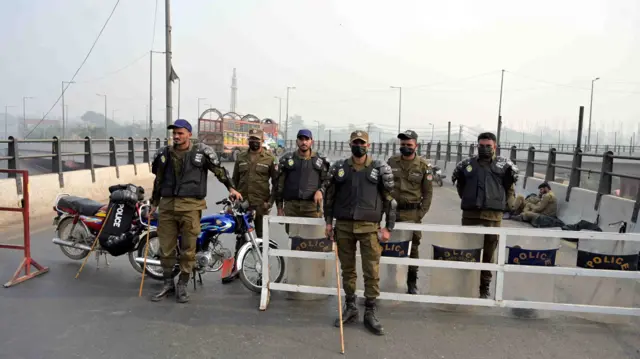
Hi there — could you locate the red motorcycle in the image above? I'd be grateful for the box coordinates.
[51,185,149,273]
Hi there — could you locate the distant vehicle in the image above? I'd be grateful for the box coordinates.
[197,110,285,161]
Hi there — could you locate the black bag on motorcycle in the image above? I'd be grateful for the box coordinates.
[98,189,138,256]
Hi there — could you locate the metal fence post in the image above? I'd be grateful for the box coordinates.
[109,137,120,179]
[524,146,535,189]
[595,151,614,211]
[156,138,161,150]
[469,143,475,157]
[566,149,582,201]
[545,148,556,182]
[456,143,463,163]
[426,142,432,159]
[52,136,63,188]
[392,143,397,155]
[384,143,389,157]
[84,136,95,183]
[128,137,137,175]
[8,137,22,195]
[143,138,150,163]
[446,142,452,162]
[510,146,517,162]
[436,142,441,161]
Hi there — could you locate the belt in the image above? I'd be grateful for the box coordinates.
[397,203,421,210]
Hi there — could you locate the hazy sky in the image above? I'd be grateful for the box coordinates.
[1,0,639,140]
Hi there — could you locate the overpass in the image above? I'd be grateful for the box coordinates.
[1,140,640,358]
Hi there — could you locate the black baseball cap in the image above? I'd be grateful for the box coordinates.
[167,119,192,133]
[398,130,418,140]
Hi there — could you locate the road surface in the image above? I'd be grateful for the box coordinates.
[1,163,639,359]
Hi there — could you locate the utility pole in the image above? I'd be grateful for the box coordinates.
[428,123,434,143]
[587,77,600,148]
[284,86,296,143]
[165,0,173,143]
[458,125,462,143]
[22,96,33,137]
[390,86,402,133]
[274,96,283,141]
[61,81,75,139]
[328,129,332,144]
[496,69,505,146]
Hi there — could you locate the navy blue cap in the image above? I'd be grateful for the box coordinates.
[297,129,313,139]
[167,119,192,133]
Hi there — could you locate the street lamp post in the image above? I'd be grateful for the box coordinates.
[587,77,600,148]
[61,81,75,139]
[390,86,402,133]
[284,86,296,143]
[96,94,108,137]
[428,123,435,143]
[274,96,283,142]
[22,96,33,137]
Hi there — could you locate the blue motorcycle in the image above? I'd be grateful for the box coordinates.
[134,197,285,293]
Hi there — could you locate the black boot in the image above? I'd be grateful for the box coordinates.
[150,273,175,302]
[407,270,418,295]
[479,281,491,299]
[363,298,384,335]
[176,275,190,303]
[334,294,359,327]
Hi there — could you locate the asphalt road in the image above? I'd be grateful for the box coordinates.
[1,163,639,359]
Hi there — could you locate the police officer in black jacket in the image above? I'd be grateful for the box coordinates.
[451,132,518,298]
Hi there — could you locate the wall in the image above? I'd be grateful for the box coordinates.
[0,164,155,228]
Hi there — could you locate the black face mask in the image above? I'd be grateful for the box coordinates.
[249,142,261,151]
[477,145,493,159]
[351,145,367,158]
[399,146,415,156]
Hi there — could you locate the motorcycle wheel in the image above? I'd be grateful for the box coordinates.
[239,243,285,293]
[57,217,91,260]
[128,250,143,274]
[437,178,444,187]
[136,231,180,281]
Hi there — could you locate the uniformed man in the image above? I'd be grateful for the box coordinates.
[149,119,241,303]
[276,129,329,230]
[324,130,397,336]
[451,132,518,299]
[512,193,540,215]
[223,128,278,283]
[387,129,433,294]
[515,182,557,223]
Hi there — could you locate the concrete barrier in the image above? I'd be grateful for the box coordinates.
[0,164,155,228]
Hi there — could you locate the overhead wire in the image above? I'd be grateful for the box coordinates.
[26,0,122,138]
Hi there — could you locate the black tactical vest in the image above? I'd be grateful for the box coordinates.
[159,146,209,199]
[332,161,383,222]
[460,157,507,211]
[281,155,323,201]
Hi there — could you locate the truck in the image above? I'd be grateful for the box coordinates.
[197,114,285,161]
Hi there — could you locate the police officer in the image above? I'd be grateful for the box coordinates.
[324,130,396,336]
[150,119,241,303]
[387,129,433,294]
[223,128,278,283]
[451,132,518,298]
[276,129,329,229]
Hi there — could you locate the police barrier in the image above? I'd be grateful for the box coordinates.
[259,216,640,319]
[285,223,332,301]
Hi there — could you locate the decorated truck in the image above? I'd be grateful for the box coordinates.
[197,110,285,161]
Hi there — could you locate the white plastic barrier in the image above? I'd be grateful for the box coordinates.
[285,222,332,301]
[259,216,640,318]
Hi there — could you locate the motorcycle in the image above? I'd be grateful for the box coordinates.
[432,165,445,187]
[51,185,148,273]
[135,197,286,293]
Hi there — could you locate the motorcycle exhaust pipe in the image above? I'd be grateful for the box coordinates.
[52,238,92,251]
[134,257,161,266]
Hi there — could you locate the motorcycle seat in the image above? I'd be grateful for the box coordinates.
[58,196,104,216]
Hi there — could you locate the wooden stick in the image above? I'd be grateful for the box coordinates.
[334,242,345,354]
[75,206,113,279]
[138,213,152,297]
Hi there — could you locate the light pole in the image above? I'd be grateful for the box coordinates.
[428,122,435,143]
[274,96,283,141]
[96,94,107,137]
[390,86,402,133]
[4,105,15,140]
[284,86,296,143]
[149,50,166,139]
[22,96,33,137]
[587,77,600,148]
[61,81,75,139]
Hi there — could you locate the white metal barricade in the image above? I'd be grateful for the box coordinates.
[259,215,640,316]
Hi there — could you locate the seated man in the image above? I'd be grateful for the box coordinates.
[515,182,557,223]
[512,193,540,215]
